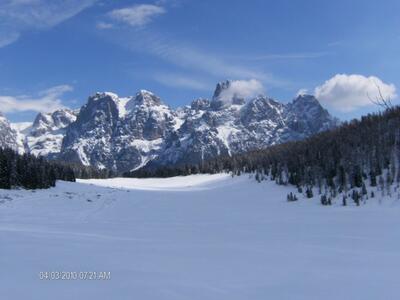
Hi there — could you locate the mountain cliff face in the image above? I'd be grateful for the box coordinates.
[1,81,338,172]
[60,91,179,171]
[0,112,18,152]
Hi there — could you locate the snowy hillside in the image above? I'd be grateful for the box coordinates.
[1,174,399,299]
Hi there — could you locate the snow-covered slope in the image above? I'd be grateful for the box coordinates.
[1,175,399,299]
[10,122,32,154]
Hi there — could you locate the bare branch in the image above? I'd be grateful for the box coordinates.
[368,81,393,110]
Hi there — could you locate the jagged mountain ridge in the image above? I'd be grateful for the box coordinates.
[152,93,335,169]
[8,109,78,157]
[27,109,78,157]
[1,81,338,172]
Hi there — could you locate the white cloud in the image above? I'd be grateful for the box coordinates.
[296,88,309,97]
[314,74,397,112]
[0,85,72,113]
[0,0,97,47]
[218,79,264,102]
[109,4,166,27]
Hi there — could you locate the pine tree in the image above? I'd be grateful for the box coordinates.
[306,187,313,198]
[320,195,327,205]
[342,195,347,206]
[361,182,367,195]
[352,190,360,206]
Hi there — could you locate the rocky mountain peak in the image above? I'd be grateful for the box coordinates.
[32,109,76,133]
[288,94,329,118]
[292,94,320,107]
[92,91,119,101]
[241,95,284,125]
[212,80,232,100]
[23,109,79,157]
[51,109,77,128]
[134,90,162,106]
[285,94,338,137]
[191,98,210,111]
[211,80,246,110]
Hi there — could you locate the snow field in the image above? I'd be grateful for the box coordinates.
[1,174,400,300]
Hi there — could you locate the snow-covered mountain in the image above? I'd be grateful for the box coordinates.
[8,109,77,156]
[150,84,337,169]
[27,109,78,157]
[60,90,178,171]
[1,81,338,172]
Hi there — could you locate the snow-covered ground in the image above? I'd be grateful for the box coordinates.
[1,174,400,300]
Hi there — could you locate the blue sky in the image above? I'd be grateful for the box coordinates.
[0,0,399,122]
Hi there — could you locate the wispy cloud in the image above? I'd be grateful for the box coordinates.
[99,3,288,91]
[153,72,210,91]
[118,31,288,88]
[109,4,166,27]
[96,21,114,30]
[0,0,97,47]
[0,31,20,48]
[327,40,345,47]
[0,85,72,113]
[234,51,330,61]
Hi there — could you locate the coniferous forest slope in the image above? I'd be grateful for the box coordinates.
[0,148,75,189]
[130,106,400,203]
[0,148,112,189]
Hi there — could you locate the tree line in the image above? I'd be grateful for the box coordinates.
[0,148,112,190]
[127,106,400,203]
